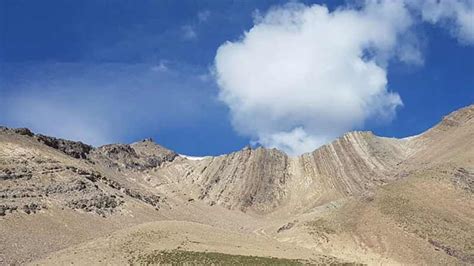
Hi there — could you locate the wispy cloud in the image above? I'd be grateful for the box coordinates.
[0,62,215,146]
[151,60,169,72]
[198,10,211,23]
[410,0,474,44]
[181,25,197,40]
[181,10,212,41]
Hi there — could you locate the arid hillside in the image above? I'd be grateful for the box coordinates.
[0,104,473,265]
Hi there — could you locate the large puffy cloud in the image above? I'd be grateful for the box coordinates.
[214,1,412,156]
[214,0,474,155]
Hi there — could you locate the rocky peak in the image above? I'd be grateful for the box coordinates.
[89,140,177,170]
[130,139,178,164]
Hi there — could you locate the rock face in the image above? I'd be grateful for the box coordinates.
[0,150,123,217]
[297,131,408,197]
[188,147,289,212]
[0,130,169,219]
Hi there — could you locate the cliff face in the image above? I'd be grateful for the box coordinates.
[297,131,409,197]
[184,147,289,212]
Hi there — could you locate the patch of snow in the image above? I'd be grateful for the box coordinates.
[179,154,206,161]
[402,133,422,141]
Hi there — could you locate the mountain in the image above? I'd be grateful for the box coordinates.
[0,104,473,265]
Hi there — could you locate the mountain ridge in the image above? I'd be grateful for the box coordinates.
[2,103,471,160]
[0,104,472,264]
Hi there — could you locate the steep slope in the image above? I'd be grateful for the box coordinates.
[277,131,410,214]
[179,147,289,213]
[406,104,474,166]
[283,104,474,264]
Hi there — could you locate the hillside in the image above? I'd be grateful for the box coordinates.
[0,104,473,265]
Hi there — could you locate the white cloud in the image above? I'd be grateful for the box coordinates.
[181,25,197,40]
[411,0,474,44]
[214,1,413,156]
[215,0,474,155]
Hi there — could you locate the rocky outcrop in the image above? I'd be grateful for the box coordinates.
[66,194,122,217]
[35,134,93,159]
[0,126,93,159]
[0,126,34,137]
[90,144,141,169]
[0,164,124,217]
[89,139,177,170]
[12,128,34,137]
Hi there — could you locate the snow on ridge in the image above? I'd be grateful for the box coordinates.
[179,154,206,160]
[402,133,422,141]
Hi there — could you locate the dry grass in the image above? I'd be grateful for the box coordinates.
[377,182,474,263]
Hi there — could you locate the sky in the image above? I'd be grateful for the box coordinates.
[1,0,473,156]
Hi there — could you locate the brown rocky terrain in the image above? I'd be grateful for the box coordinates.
[0,104,472,265]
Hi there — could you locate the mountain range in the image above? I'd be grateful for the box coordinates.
[1,104,473,265]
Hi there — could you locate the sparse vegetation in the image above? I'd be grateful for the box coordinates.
[128,250,309,265]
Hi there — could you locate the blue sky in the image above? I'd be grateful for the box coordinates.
[1,0,473,156]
